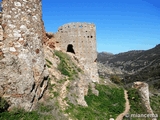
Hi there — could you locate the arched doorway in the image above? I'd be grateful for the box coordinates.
[66,44,75,54]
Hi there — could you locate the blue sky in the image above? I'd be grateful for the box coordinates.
[42,0,160,54]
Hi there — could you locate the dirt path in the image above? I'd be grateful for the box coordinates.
[58,80,70,110]
[116,90,130,120]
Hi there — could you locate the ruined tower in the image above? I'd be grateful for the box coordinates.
[55,22,99,82]
[0,0,48,110]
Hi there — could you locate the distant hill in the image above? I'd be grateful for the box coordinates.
[97,52,114,63]
[98,44,160,90]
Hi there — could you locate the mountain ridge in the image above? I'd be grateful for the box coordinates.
[98,44,160,91]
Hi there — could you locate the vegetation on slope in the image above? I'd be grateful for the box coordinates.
[98,44,160,87]
[65,84,125,120]
[54,50,81,80]
[98,45,160,120]
[125,88,160,120]
[127,88,147,114]
[0,50,126,120]
[110,75,122,84]
[150,95,160,118]
[0,107,55,120]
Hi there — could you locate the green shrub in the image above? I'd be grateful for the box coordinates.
[0,97,9,112]
[110,75,121,84]
[53,92,59,97]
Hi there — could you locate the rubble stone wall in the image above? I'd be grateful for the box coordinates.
[0,0,48,111]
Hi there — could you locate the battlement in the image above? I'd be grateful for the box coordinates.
[58,22,95,32]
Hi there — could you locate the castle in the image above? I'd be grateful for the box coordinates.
[55,22,98,83]
[0,0,98,111]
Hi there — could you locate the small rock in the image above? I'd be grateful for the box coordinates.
[10,47,16,52]
[14,2,21,7]
[109,118,114,120]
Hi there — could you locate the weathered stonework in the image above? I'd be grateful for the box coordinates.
[55,22,99,82]
[0,12,2,41]
[0,0,48,111]
[133,82,157,120]
[0,0,99,111]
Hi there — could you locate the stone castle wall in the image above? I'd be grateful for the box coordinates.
[0,0,48,111]
[55,22,99,82]
[0,1,99,111]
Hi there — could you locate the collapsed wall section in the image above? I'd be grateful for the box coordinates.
[0,0,48,110]
[55,22,99,82]
[133,82,156,120]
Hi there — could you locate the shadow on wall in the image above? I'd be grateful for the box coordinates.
[67,44,75,54]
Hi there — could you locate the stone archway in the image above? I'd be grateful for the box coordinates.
[66,44,75,54]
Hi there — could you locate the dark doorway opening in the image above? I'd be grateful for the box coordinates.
[67,44,75,54]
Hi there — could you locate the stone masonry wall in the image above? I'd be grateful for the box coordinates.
[0,0,48,111]
[55,22,99,82]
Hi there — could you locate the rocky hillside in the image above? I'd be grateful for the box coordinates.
[98,44,160,90]
[98,44,160,74]
[0,44,127,120]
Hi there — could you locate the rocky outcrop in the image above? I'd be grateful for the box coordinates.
[133,82,157,120]
[0,0,48,111]
[98,62,123,78]
[44,46,93,108]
